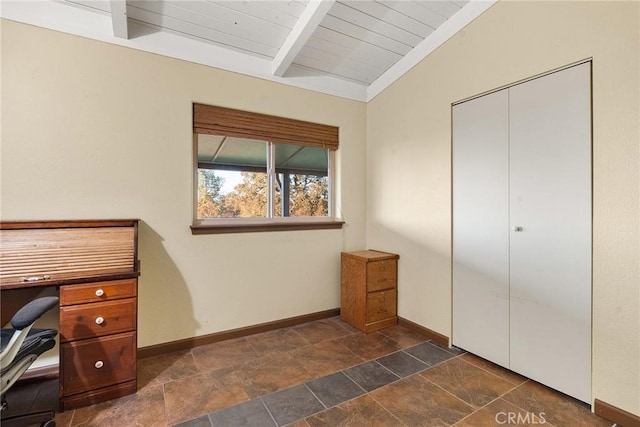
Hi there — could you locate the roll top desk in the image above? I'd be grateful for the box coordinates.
[0,219,140,410]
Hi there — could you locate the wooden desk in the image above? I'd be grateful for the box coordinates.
[0,220,140,410]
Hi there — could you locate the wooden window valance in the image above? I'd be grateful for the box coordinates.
[193,103,339,150]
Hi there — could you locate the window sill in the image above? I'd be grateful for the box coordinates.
[190,220,345,235]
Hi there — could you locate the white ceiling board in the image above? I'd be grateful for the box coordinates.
[260,0,310,18]
[418,1,464,19]
[66,0,111,13]
[328,2,423,47]
[304,30,399,72]
[367,0,499,101]
[217,1,302,29]
[3,0,496,102]
[319,14,412,56]
[164,1,291,44]
[342,1,434,37]
[126,3,279,58]
[128,1,287,53]
[298,43,388,77]
[295,48,380,84]
[1,0,367,100]
[452,0,471,7]
[384,1,448,30]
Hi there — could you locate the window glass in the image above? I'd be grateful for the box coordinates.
[274,143,329,218]
[197,136,331,220]
[197,135,268,219]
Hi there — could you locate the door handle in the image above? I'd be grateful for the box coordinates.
[513,226,524,232]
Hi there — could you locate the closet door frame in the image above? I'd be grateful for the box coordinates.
[451,60,593,403]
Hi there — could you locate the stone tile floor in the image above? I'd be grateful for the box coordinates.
[6,317,613,426]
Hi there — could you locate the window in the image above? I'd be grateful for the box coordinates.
[192,104,342,234]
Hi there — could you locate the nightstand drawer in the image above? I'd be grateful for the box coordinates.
[60,298,136,341]
[60,278,137,306]
[366,259,397,292]
[366,289,397,323]
[61,332,136,396]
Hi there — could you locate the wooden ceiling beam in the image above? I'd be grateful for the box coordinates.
[272,0,335,77]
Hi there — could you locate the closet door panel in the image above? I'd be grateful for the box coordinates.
[509,63,592,402]
[452,89,510,367]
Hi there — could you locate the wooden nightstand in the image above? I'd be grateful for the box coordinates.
[340,250,399,333]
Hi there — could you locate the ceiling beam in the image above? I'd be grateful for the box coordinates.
[110,0,129,39]
[272,0,335,77]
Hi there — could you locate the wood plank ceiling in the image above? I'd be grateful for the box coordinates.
[2,1,493,100]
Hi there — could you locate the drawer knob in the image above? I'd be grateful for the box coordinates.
[95,317,105,325]
[95,289,105,297]
[94,360,104,369]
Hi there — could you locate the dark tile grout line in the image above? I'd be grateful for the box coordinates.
[414,365,557,427]
[156,320,359,395]
[453,353,523,386]
[419,366,503,421]
[448,355,607,427]
[437,357,613,427]
[302,382,329,410]
[448,351,569,426]
[268,344,495,427]
[341,359,400,391]
[258,397,279,427]
[203,348,424,427]
[161,382,171,427]
[376,358,478,425]
[182,338,458,427]
[339,349,464,427]
[309,365,407,424]
[448,379,538,427]
[365,393,410,427]
[338,370,371,396]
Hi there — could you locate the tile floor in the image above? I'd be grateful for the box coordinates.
[9,316,614,426]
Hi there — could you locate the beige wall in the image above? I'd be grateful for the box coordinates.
[367,0,639,415]
[2,0,639,416]
[0,19,367,347]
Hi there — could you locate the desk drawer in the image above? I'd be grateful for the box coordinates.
[366,289,397,323]
[60,279,137,306]
[60,298,136,341]
[61,332,136,396]
[366,260,397,292]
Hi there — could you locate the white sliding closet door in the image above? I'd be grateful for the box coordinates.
[509,63,592,403]
[452,89,510,368]
[452,62,592,403]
